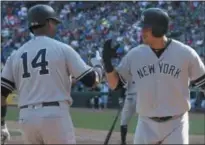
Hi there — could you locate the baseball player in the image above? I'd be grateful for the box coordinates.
[1,4,103,144]
[120,80,137,145]
[102,8,205,144]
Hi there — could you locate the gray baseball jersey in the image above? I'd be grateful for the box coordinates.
[117,39,205,117]
[1,36,92,107]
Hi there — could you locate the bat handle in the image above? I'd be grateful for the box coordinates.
[103,107,123,145]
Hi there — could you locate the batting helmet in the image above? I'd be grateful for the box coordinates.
[139,8,169,37]
[27,4,61,30]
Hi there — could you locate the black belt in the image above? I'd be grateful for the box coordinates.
[20,101,60,109]
[149,116,173,122]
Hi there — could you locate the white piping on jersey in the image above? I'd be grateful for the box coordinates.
[119,74,126,85]
[192,74,205,88]
[1,81,14,91]
[194,78,205,88]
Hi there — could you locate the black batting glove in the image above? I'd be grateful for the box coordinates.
[102,39,120,73]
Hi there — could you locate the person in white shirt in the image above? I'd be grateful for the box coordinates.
[1,4,103,144]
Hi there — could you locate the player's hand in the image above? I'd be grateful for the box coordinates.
[118,98,124,107]
[1,124,10,144]
[102,39,120,63]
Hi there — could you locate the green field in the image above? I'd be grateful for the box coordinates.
[6,107,205,135]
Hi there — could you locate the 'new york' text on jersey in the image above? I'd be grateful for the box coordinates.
[117,39,205,117]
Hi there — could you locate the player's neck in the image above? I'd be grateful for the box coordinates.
[33,30,52,38]
[150,36,168,49]
[34,33,51,37]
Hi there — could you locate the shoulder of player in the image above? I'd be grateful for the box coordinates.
[42,37,76,54]
[59,42,76,53]
[6,50,17,61]
[10,40,32,58]
[171,39,198,56]
[171,39,192,51]
[45,37,68,47]
[126,44,148,56]
[46,38,74,50]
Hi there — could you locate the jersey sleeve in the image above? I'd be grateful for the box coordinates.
[116,53,132,84]
[188,48,205,88]
[63,45,92,81]
[1,55,15,92]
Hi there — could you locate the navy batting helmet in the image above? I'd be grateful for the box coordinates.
[27,4,61,30]
[139,8,169,37]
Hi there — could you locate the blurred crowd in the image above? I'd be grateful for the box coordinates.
[1,1,205,110]
[1,1,205,65]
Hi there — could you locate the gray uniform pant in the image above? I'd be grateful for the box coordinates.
[120,95,137,125]
[134,112,189,144]
[19,101,76,144]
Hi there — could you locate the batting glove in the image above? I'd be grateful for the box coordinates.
[1,124,10,144]
[102,39,120,62]
[118,98,124,107]
[102,39,120,73]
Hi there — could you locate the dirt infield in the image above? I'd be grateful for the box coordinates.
[6,121,205,144]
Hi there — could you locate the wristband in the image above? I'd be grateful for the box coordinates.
[103,61,114,73]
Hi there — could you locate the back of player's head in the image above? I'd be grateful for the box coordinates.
[27,4,61,35]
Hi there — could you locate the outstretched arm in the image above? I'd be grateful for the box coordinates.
[1,55,14,143]
[64,45,103,88]
[102,39,131,90]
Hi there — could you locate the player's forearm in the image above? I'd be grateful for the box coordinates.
[1,84,13,126]
[103,61,123,90]
[105,70,120,90]
[103,55,119,90]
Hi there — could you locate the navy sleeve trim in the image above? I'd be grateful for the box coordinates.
[1,77,15,91]
[1,86,12,98]
[190,74,205,88]
[118,74,126,85]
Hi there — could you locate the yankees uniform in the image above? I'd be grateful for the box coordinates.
[1,36,101,144]
[102,8,205,144]
[1,5,102,144]
[117,39,205,144]
[120,80,137,144]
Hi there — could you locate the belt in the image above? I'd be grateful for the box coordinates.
[149,116,173,122]
[20,101,60,109]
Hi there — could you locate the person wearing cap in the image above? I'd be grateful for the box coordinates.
[102,8,205,144]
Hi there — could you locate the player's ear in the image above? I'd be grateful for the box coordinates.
[47,20,52,29]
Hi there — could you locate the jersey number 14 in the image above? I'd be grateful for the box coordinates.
[21,49,49,78]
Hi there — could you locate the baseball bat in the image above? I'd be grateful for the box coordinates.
[103,104,123,145]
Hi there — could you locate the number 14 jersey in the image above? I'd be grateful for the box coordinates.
[1,36,91,107]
